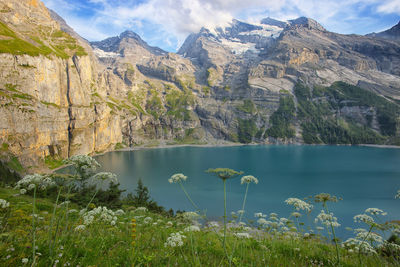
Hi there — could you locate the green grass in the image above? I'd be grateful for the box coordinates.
[44,156,64,170]
[0,22,87,58]
[5,156,24,172]
[0,186,397,266]
[40,101,61,109]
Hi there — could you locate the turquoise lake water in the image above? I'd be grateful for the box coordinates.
[94,145,400,238]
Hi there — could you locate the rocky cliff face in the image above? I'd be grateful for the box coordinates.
[0,0,400,169]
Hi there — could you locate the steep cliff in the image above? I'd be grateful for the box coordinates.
[0,0,400,170]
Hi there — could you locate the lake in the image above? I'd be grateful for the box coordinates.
[94,145,400,238]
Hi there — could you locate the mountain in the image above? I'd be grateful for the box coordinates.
[91,30,166,63]
[0,0,399,169]
[367,21,400,41]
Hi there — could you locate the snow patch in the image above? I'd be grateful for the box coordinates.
[219,39,258,55]
[93,48,119,58]
[239,24,283,38]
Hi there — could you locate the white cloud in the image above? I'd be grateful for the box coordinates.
[42,0,400,51]
[377,0,400,14]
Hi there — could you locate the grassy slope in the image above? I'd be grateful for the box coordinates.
[0,187,397,266]
[0,21,86,58]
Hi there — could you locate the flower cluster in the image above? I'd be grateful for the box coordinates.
[168,173,187,183]
[354,228,383,244]
[285,198,313,212]
[365,208,387,216]
[234,232,251,238]
[343,238,377,254]
[184,225,201,232]
[15,174,56,191]
[254,212,266,218]
[80,206,119,226]
[354,214,375,225]
[135,207,148,212]
[240,175,258,185]
[182,211,200,221]
[74,225,86,231]
[64,155,100,178]
[315,210,340,228]
[164,232,186,247]
[207,221,219,228]
[0,199,10,209]
[92,172,118,184]
[396,189,400,199]
[314,193,339,203]
[143,217,153,224]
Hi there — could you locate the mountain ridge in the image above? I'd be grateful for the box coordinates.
[0,0,399,170]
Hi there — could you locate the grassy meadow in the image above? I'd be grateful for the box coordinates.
[0,155,399,266]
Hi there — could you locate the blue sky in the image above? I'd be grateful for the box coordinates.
[42,0,400,52]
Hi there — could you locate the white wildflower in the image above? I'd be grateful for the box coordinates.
[254,212,266,218]
[315,210,340,228]
[22,258,28,264]
[280,218,289,224]
[28,184,36,190]
[164,232,186,247]
[168,173,187,183]
[365,208,387,216]
[20,189,27,195]
[343,238,377,254]
[240,175,258,184]
[234,232,251,238]
[354,214,375,225]
[143,217,153,224]
[184,225,201,232]
[304,233,310,238]
[135,207,148,212]
[257,218,269,226]
[68,209,78,214]
[15,174,56,191]
[208,221,219,228]
[237,210,245,215]
[115,209,125,216]
[182,211,200,221]
[80,206,118,226]
[92,172,118,184]
[166,221,173,227]
[395,189,400,199]
[354,229,383,244]
[285,198,313,212]
[64,155,100,177]
[0,199,10,209]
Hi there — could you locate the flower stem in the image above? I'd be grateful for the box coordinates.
[324,203,340,265]
[239,183,249,223]
[32,186,37,266]
[223,179,227,252]
[358,224,374,266]
[48,186,62,250]
[179,181,199,211]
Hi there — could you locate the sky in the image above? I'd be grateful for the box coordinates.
[42,0,400,52]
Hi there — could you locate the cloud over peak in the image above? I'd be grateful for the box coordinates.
[43,0,400,51]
